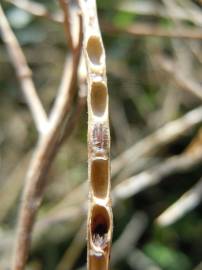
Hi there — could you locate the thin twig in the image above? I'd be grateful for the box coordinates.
[58,89,86,146]
[102,22,202,40]
[79,0,113,269]
[156,177,202,226]
[111,213,147,266]
[7,0,202,41]
[113,150,202,200]
[0,4,47,134]
[0,152,30,222]
[8,0,202,27]
[112,106,202,176]
[57,55,87,147]
[1,206,85,258]
[128,249,162,270]
[11,5,83,270]
[117,0,202,26]
[33,206,84,241]
[49,3,82,128]
[159,57,202,100]
[56,222,86,270]
[6,0,63,23]
[59,0,73,51]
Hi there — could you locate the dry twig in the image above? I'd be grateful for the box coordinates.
[117,0,202,26]
[113,150,202,200]
[0,4,47,134]
[8,0,202,27]
[0,153,30,222]
[7,0,202,41]
[79,0,113,269]
[102,22,202,40]
[156,177,202,226]
[112,106,202,176]
[0,2,83,269]
[59,0,73,50]
[111,213,147,266]
[159,57,202,100]
[56,222,86,270]
[6,0,63,23]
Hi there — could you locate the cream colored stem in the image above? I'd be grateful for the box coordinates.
[79,0,113,270]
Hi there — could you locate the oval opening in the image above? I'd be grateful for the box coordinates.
[87,36,103,65]
[91,81,107,117]
[91,158,108,199]
[91,205,110,249]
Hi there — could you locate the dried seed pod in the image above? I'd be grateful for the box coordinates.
[79,0,113,270]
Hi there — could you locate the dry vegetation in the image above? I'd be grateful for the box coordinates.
[0,0,202,270]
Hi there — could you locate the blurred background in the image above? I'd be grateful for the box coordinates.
[0,0,202,269]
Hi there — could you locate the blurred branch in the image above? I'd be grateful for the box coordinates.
[58,87,86,147]
[6,0,63,23]
[173,127,202,225]
[56,222,86,270]
[11,4,83,270]
[156,177,202,226]
[159,57,202,100]
[1,207,84,259]
[48,6,82,128]
[128,249,162,270]
[111,213,147,266]
[43,106,202,219]
[113,150,202,200]
[59,56,87,146]
[112,106,202,176]
[102,22,202,40]
[34,206,84,240]
[117,0,202,26]
[0,153,30,222]
[0,4,48,134]
[6,0,202,41]
[8,0,202,27]
[59,0,73,50]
